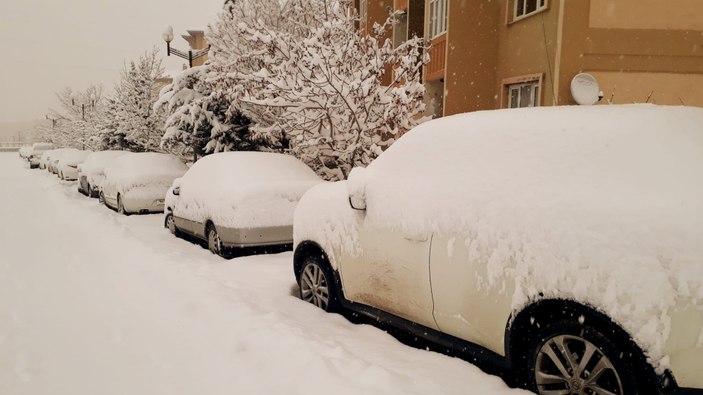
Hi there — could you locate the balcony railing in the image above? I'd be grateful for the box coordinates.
[425,33,447,81]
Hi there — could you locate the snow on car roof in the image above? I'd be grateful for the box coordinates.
[185,151,321,185]
[81,151,129,176]
[59,150,93,164]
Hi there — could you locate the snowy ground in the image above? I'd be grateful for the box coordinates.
[0,153,528,395]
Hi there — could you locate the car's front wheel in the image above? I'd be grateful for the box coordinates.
[299,256,340,313]
[165,213,180,237]
[207,224,225,257]
[527,321,638,395]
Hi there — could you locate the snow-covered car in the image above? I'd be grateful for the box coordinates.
[293,105,703,394]
[39,150,53,170]
[27,143,55,169]
[19,146,32,159]
[77,150,128,197]
[165,152,323,257]
[101,152,188,215]
[48,148,79,175]
[56,150,92,181]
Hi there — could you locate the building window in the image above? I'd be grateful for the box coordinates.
[429,0,448,39]
[514,0,546,19]
[507,81,540,108]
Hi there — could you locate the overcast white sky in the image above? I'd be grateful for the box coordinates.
[0,0,224,123]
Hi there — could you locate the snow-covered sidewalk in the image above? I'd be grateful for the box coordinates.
[0,153,526,395]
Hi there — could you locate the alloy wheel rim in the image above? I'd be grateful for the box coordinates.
[535,334,623,395]
[166,215,175,233]
[300,263,329,309]
[208,229,220,254]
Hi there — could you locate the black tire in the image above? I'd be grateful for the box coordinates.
[298,256,340,313]
[165,213,181,237]
[526,320,639,395]
[206,224,226,257]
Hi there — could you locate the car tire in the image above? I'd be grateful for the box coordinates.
[117,194,129,216]
[526,320,640,395]
[206,224,226,257]
[165,213,181,237]
[298,256,340,313]
[99,191,105,204]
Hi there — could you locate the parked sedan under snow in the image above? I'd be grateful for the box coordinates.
[165,152,323,257]
[78,150,128,197]
[101,152,188,215]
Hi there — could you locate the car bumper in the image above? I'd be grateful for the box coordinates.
[124,197,166,214]
[63,168,79,180]
[219,224,293,248]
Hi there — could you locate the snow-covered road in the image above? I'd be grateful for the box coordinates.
[0,153,527,395]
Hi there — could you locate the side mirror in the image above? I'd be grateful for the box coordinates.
[172,177,182,196]
[347,167,370,211]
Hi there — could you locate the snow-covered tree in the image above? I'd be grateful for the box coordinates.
[236,0,429,180]
[44,85,104,149]
[155,0,287,160]
[155,65,260,161]
[112,48,166,152]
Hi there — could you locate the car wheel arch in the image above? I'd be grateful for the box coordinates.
[505,298,668,392]
[294,241,332,281]
[204,219,215,236]
[294,241,345,312]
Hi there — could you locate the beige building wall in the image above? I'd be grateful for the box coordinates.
[418,0,703,117]
[558,0,703,107]
[181,30,209,67]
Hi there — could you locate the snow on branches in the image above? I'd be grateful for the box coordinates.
[236,0,429,180]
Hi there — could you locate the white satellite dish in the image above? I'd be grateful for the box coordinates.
[571,73,601,105]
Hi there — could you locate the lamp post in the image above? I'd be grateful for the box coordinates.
[71,92,96,149]
[46,114,61,129]
[162,25,210,68]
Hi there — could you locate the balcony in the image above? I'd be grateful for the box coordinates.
[425,33,446,81]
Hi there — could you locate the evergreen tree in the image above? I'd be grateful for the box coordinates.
[113,48,166,152]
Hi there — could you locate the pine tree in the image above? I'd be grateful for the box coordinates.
[113,48,166,152]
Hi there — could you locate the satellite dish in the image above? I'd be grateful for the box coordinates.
[571,73,601,105]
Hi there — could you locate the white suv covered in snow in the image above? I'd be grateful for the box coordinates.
[293,105,703,394]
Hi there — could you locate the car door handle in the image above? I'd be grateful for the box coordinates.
[403,233,429,242]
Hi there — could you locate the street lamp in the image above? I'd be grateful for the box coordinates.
[162,25,210,68]
[71,92,96,149]
[71,93,96,121]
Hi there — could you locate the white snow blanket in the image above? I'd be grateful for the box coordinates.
[168,152,322,229]
[295,104,703,370]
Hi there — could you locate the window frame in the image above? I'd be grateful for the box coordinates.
[428,0,448,40]
[511,0,548,23]
[502,74,543,109]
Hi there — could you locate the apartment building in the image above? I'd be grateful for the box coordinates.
[360,0,703,118]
